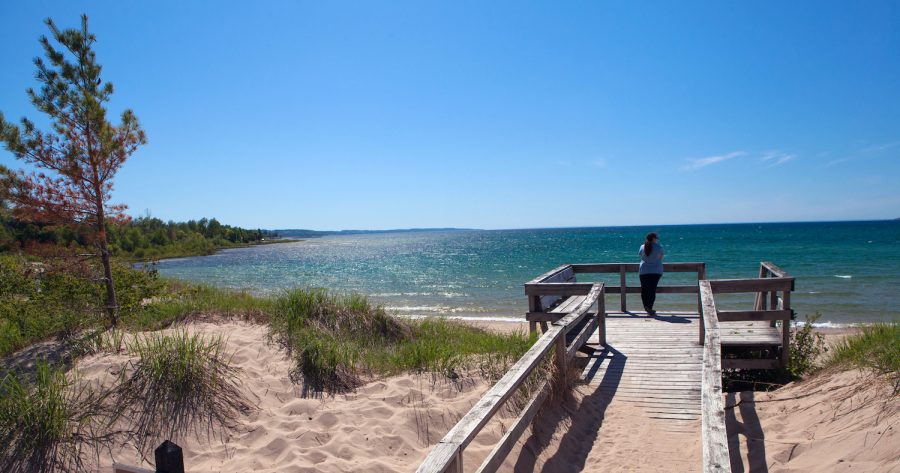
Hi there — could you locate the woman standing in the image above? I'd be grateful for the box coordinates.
[639,232,664,315]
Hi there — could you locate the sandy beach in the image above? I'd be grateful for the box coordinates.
[70,319,897,472]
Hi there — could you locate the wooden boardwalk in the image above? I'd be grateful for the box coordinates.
[581,311,781,429]
[581,311,704,432]
[418,262,793,473]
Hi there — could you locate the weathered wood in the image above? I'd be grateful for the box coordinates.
[524,282,595,296]
[722,359,779,369]
[418,283,602,473]
[699,281,732,473]
[113,464,155,473]
[602,285,699,294]
[709,277,794,294]
[761,261,789,278]
[716,309,792,322]
[597,291,606,345]
[567,315,599,360]
[525,264,572,285]
[572,262,706,273]
[620,267,627,311]
[475,380,550,473]
[782,290,791,368]
[753,263,767,310]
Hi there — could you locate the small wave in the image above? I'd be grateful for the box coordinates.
[387,306,451,312]
[791,322,860,328]
[834,275,852,279]
[373,291,467,298]
[395,314,523,322]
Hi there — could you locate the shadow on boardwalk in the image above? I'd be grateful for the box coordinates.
[511,346,626,472]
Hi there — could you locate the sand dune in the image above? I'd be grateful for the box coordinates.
[725,369,899,472]
[74,321,897,472]
[79,321,502,473]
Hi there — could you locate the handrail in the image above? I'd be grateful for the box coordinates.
[417,283,604,473]
[525,262,706,314]
[699,280,732,473]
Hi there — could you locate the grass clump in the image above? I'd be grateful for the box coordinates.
[828,322,899,392]
[268,288,534,394]
[116,330,252,453]
[0,362,109,473]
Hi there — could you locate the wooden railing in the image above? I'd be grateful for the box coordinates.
[708,262,794,368]
[524,263,706,335]
[416,283,604,473]
[699,280,732,473]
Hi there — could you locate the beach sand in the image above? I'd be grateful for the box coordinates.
[74,320,895,472]
[82,321,515,473]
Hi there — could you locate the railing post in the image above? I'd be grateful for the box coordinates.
[597,292,607,346]
[754,263,766,310]
[697,263,707,314]
[555,335,567,385]
[781,290,791,369]
[527,295,538,336]
[619,266,627,312]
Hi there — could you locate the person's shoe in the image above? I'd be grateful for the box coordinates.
[648,309,657,316]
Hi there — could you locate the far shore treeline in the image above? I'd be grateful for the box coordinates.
[0,210,280,260]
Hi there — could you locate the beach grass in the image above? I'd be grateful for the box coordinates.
[0,362,109,473]
[116,330,252,453]
[268,288,535,393]
[828,322,899,390]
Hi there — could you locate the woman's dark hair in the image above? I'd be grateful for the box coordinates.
[644,232,658,256]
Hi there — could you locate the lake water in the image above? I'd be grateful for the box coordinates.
[154,221,900,327]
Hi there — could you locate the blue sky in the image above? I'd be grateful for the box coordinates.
[2,1,899,230]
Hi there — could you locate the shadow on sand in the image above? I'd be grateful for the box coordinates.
[511,345,626,472]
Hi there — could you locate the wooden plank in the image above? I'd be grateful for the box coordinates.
[572,262,706,273]
[475,381,550,473]
[551,295,588,313]
[523,282,595,296]
[709,277,794,294]
[416,325,562,472]
[620,267,627,311]
[782,290,791,368]
[567,316,599,361]
[525,312,559,322]
[418,283,602,473]
[113,463,156,473]
[699,281,732,473]
[716,309,792,322]
[721,359,779,369]
[602,285,699,294]
[525,264,572,285]
[761,261,789,278]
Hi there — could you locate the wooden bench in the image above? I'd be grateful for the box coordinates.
[523,265,606,348]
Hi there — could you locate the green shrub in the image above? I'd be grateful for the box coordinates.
[787,313,827,377]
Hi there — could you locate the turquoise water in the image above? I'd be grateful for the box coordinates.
[154,221,900,326]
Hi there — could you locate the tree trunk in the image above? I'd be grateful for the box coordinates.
[96,201,118,327]
[99,236,118,327]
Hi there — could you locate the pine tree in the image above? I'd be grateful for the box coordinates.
[0,15,146,327]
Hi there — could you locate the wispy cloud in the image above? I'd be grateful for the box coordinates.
[825,140,899,167]
[861,141,900,153]
[761,151,796,166]
[683,151,746,170]
[588,157,607,168]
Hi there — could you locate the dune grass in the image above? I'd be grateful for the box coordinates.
[828,322,899,392]
[267,288,535,394]
[115,330,253,454]
[0,362,110,473]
